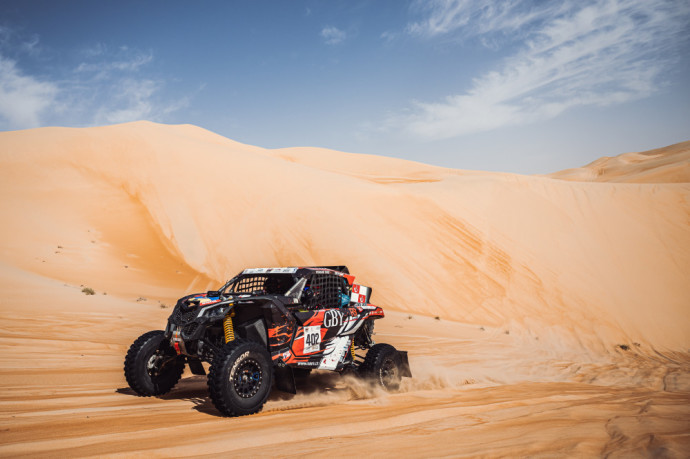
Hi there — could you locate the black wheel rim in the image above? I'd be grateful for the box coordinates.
[146,349,177,378]
[146,352,163,377]
[232,358,263,398]
[380,358,398,387]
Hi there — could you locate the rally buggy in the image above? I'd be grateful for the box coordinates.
[124,266,411,416]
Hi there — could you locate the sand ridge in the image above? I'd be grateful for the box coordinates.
[547,140,690,183]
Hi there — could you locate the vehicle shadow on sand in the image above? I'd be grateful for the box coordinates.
[116,377,221,416]
[116,371,357,417]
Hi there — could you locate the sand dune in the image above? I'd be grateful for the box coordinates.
[547,140,690,183]
[1,122,688,351]
[0,122,688,456]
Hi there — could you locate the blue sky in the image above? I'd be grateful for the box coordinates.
[1,0,689,174]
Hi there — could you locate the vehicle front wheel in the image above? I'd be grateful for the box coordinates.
[124,330,185,396]
[208,339,273,417]
[358,343,403,391]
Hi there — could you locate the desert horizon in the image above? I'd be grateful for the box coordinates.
[0,121,688,456]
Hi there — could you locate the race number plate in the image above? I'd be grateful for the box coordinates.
[303,326,321,353]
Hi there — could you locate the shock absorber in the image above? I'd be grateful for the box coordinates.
[223,310,235,343]
[350,338,355,358]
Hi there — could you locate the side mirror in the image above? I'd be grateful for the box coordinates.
[206,290,220,298]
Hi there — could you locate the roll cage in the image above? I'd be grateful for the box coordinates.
[217,267,355,308]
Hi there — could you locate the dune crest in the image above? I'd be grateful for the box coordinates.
[547,140,690,183]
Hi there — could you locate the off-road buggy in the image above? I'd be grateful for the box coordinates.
[124,266,411,416]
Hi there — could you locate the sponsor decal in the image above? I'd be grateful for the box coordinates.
[350,284,370,304]
[323,310,343,328]
[318,337,350,370]
[230,350,250,378]
[243,267,298,274]
[303,326,321,353]
[198,297,218,305]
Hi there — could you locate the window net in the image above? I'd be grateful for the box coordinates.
[230,274,294,295]
[303,274,348,309]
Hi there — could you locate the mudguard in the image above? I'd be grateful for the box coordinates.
[397,351,412,378]
[274,366,297,394]
[187,358,206,375]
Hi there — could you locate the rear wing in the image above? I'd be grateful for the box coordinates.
[350,284,372,305]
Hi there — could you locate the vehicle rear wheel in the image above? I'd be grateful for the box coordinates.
[358,343,402,391]
[124,330,185,396]
[208,339,273,417]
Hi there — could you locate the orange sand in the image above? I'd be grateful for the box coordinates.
[0,123,688,457]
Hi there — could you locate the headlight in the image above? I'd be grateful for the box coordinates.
[197,303,232,320]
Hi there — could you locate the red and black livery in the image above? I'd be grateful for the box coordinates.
[124,266,411,417]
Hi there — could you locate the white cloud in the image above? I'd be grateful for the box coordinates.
[77,50,193,126]
[393,0,690,139]
[321,26,347,45]
[71,49,163,123]
[0,37,192,130]
[20,35,40,55]
[380,31,399,44]
[81,42,106,58]
[75,50,153,78]
[0,56,58,129]
[407,0,567,38]
[95,78,159,124]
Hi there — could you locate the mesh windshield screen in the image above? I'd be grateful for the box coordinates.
[303,274,347,309]
[230,274,294,294]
